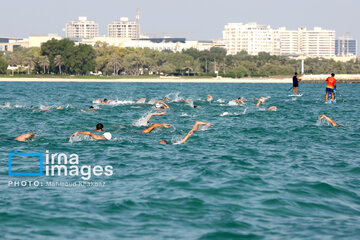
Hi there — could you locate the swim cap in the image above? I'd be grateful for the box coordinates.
[103,132,112,140]
[260,98,265,102]
[155,103,162,108]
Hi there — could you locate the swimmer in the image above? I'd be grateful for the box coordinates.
[155,101,170,109]
[141,123,171,133]
[178,99,190,103]
[136,98,147,104]
[159,121,211,144]
[268,106,277,111]
[233,97,245,104]
[70,123,112,140]
[193,105,201,108]
[14,132,35,142]
[256,97,266,106]
[93,98,111,104]
[207,94,213,101]
[103,99,112,104]
[319,115,341,127]
[163,96,169,101]
[5,102,10,107]
[40,107,51,111]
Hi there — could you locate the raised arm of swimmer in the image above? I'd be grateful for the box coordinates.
[136,98,146,104]
[141,123,171,133]
[145,111,166,123]
[180,121,212,144]
[319,115,338,127]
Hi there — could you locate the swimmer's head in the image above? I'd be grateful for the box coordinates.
[96,123,104,131]
[103,132,112,140]
[103,98,108,102]
[89,106,94,109]
[260,98,265,103]
[155,103,162,108]
[238,97,242,100]
[159,140,168,145]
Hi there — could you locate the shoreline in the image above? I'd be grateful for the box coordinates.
[0,74,360,83]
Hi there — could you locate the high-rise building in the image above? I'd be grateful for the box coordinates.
[335,37,357,56]
[223,22,279,55]
[277,27,301,56]
[298,27,335,57]
[66,17,99,39]
[223,23,336,57]
[108,11,140,39]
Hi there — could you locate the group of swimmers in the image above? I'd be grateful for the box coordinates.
[4,87,342,143]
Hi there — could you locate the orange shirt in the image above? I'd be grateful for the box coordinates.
[326,77,336,89]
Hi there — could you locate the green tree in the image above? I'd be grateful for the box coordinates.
[0,58,8,74]
[54,55,64,74]
[106,54,123,75]
[229,65,249,78]
[39,56,50,74]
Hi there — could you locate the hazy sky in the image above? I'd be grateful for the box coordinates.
[0,0,358,50]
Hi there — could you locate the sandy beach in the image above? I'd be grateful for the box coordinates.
[0,74,360,83]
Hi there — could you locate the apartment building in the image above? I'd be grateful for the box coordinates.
[223,22,278,55]
[335,37,357,56]
[223,23,336,57]
[108,17,140,39]
[66,17,99,39]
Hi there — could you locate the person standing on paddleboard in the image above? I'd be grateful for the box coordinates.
[292,72,301,96]
[325,73,337,103]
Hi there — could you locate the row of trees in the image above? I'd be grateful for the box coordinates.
[1,38,360,77]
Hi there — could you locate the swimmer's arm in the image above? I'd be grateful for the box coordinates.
[192,121,211,131]
[151,112,166,116]
[72,131,105,140]
[141,123,171,133]
[146,111,166,122]
[319,115,337,127]
[136,98,146,103]
[180,130,194,144]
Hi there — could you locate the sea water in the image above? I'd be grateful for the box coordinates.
[0,82,359,239]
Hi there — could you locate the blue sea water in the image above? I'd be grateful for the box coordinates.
[0,82,359,239]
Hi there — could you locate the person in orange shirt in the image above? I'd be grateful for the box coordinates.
[325,73,337,102]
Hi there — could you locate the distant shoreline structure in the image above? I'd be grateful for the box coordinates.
[0,75,360,83]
